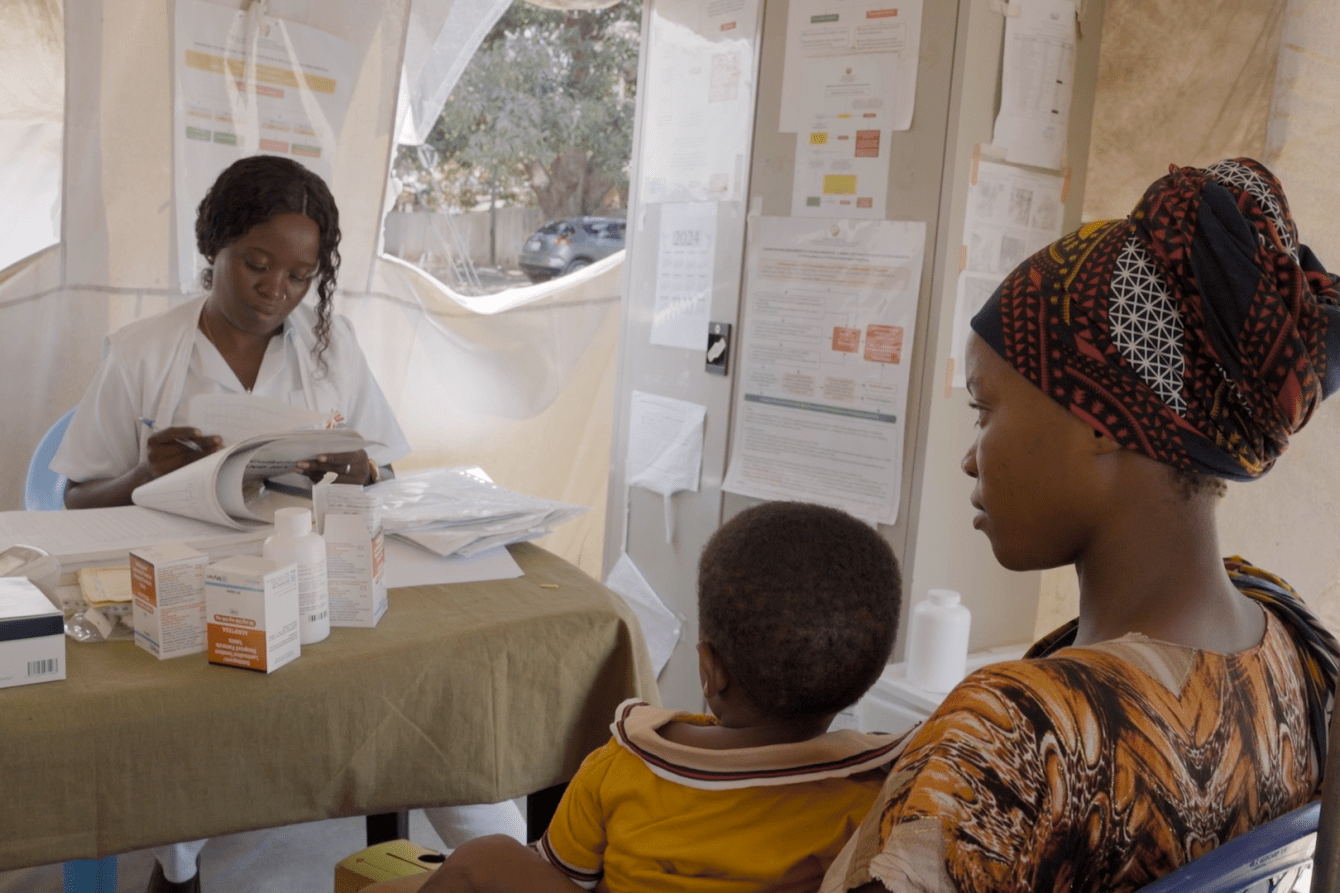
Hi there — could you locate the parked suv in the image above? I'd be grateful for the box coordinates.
[519,215,626,282]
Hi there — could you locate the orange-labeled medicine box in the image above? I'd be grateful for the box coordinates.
[205,555,300,673]
[130,543,207,660]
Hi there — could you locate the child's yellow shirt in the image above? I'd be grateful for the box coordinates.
[536,699,907,893]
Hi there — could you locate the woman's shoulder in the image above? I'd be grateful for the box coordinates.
[105,296,206,353]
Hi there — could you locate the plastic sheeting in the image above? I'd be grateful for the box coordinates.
[0,1,62,273]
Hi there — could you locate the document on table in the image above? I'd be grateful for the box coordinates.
[131,429,365,528]
[991,0,1077,170]
[383,538,523,589]
[950,159,1065,386]
[723,217,925,525]
[0,506,262,566]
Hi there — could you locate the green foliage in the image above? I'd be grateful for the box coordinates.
[420,0,641,218]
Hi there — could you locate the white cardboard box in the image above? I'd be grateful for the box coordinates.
[130,543,208,659]
[317,484,387,629]
[0,577,65,689]
[205,556,300,673]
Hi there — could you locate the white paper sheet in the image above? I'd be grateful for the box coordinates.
[651,202,718,350]
[991,0,1077,170]
[383,538,523,589]
[950,160,1065,386]
[639,0,761,203]
[173,0,356,290]
[0,507,263,567]
[627,392,706,497]
[627,391,706,543]
[604,552,682,678]
[185,394,331,445]
[723,217,925,525]
[779,0,922,134]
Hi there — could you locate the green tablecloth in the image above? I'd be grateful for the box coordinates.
[0,542,658,868]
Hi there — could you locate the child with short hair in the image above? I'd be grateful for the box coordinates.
[376,500,903,893]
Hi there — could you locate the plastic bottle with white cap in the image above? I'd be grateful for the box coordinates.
[904,588,972,693]
[264,506,330,645]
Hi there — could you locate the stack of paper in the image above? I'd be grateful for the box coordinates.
[371,467,588,558]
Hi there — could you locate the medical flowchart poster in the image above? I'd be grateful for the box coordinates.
[723,217,926,525]
[780,0,921,216]
[173,0,354,290]
[638,0,761,204]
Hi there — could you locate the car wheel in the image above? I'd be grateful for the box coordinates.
[561,258,592,275]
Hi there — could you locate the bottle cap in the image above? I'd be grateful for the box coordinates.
[273,506,312,538]
[927,588,961,607]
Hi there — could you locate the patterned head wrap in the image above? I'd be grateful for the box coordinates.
[971,158,1340,480]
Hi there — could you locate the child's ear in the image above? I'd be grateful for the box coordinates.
[697,641,730,700]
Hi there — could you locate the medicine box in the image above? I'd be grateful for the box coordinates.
[129,543,208,659]
[205,556,300,673]
[334,839,445,893]
[318,484,387,629]
[0,577,65,689]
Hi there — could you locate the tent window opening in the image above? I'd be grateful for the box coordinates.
[384,0,641,299]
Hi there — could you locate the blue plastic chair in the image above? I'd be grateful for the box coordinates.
[23,409,74,511]
[23,409,118,892]
[1136,801,1319,893]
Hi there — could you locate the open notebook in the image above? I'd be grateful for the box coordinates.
[131,429,366,529]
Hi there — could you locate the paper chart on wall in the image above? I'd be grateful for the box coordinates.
[626,391,706,543]
[173,0,355,291]
[638,0,761,204]
[991,0,1077,171]
[723,217,925,525]
[779,0,922,134]
[950,160,1065,387]
[651,202,718,350]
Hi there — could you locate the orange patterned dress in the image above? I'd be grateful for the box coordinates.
[822,559,1338,893]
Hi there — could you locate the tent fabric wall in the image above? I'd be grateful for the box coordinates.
[0,0,62,273]
[0,0,620,582]
[1036,0,1340,638]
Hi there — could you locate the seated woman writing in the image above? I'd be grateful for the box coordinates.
[52,153,409,509]
[825,158,1340,892]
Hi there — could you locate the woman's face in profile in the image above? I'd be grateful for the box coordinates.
[961,333,1110,571]
[207,211,321,338]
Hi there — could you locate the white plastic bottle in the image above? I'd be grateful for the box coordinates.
[264,507,330,645]
[904,588,972,693]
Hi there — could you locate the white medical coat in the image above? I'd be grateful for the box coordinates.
[52,296,411,482]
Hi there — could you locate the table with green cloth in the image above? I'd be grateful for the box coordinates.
[0,542,658,869]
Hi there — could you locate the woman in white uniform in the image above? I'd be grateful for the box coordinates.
[53,155,408,504]
[52,156,523,892]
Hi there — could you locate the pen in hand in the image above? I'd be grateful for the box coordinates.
[139,417,205,453]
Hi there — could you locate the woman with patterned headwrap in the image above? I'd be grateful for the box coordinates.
[823,159,1340,893]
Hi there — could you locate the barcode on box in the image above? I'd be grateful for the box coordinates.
[27,658,59,677]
